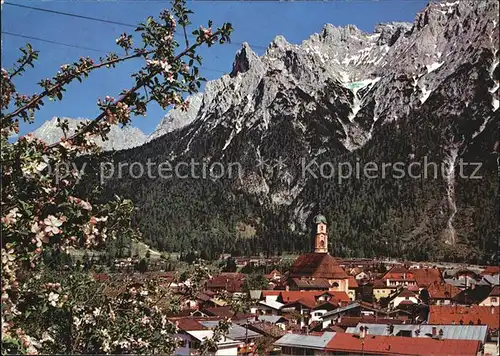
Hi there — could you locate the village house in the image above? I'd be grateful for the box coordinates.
[427,281,461,305]
[264,269,283,282]
[412,268,444,289]
[320,302,363,329]
[173,318,242,356]
[253,299,283,316]
[387,288,419,310]
[454,285,493,306]
[347,276,358,301]
[372,279,395,302]
[276,290,350,327]
[206,272,246,297]
[479,286,500,307]
[381,265,417,289]
[354,271,370,283]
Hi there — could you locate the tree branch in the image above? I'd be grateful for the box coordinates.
[47,32,222,149]
[9,52,38,80]
[3,50,154,122]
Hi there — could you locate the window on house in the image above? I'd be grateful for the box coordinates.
[189,340,201,349]
[332,282,339,287]
[405,297,409,300]
[398,330,412,337]
[491,298,498,303]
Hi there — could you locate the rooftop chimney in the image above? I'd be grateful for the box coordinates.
[360,326,366,339]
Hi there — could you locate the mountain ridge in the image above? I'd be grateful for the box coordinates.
[84,0,498,263]
[32,117,147,151]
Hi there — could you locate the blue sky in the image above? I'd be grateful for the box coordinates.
[2,0,429,137]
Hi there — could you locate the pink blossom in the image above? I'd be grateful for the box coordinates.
[43,215,63,235]
[31,221,49,245]
[2,208,20,226]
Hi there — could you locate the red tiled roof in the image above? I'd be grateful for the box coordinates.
[348,275,359,288]
[372,279,388,288]
[427,282,461,299]
[173,318,208,331]
[408,284,420,292]
[200,307,254,321]
[323,325,346,333]
[429,305,500,330]
[398,300,416,305]
[490,286,500,297]
[313,301,341,311]
[206,274,245,293]
[290,253,348,279]
[291,278,331,289]
[265,269,282,279]
[247,322,287,338]
[262,290,281,297]
[201,307,235,318]
[412,268,443,288]
[283,298,317,309]
[279,291,350,305]
[481,266,500,276]
[326,332,481,355]
[398,289,417,298]
[382,266,415,281]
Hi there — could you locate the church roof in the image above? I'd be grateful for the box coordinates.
[314,214,327,224]
[289,253,348,279]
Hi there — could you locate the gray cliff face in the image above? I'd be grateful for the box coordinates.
[148,0,498,171]
[102,0,499,259]
[150,0,497,150]
[32,117,147,151]
[147,93,204,142]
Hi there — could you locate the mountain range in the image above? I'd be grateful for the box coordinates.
[32,117,147,151]
[72,0,498,263]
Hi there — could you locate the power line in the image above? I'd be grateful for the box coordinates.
[4,3,137,28]
[3,31,228,74]
[3,31,108,53]
[4,1,268,50]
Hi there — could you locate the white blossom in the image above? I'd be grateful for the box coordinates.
[48,292,59,307]
[43,215,63,235]
[93,307,102,317]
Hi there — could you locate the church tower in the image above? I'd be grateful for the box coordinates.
[313,214,328,254]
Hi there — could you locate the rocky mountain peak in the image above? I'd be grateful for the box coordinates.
[230,42,260,77]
